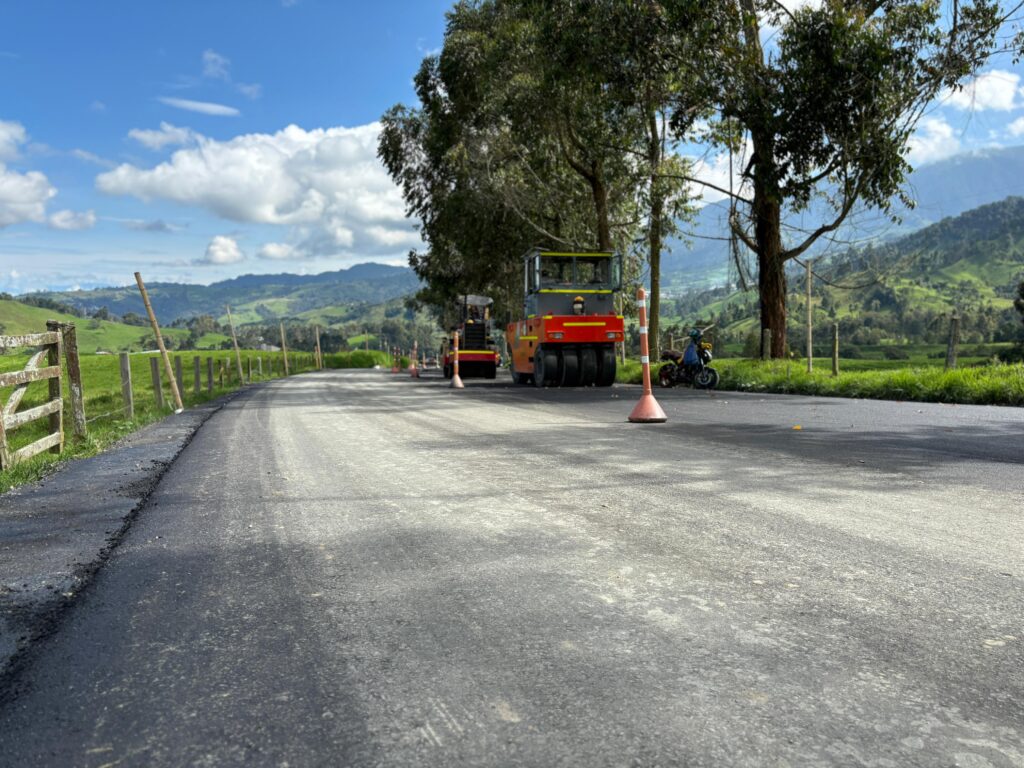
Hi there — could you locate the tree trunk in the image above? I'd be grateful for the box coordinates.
[751,149,788,358]
[589,167,612,251]
[646,104,664,362]
[648,192,663,362]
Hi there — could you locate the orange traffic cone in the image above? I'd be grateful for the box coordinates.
[451,331,464,389]
[628,287,667,423]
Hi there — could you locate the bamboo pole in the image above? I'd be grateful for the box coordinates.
[314,326,323,369]
[134,272,183,412]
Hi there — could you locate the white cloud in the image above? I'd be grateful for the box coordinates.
[71,148,115,168]
[128,122,196,150]
[907,116,960,166]
[1008,116,1024,137]
[237,83,262,100]
[0,122,58,228]
[157,97,240,117]
[943,70,1021,112]
[123,218,180,233]
[200,49,261,100]
[89,100,106,113]
[49,209,96,230]
[202,49,231,81]
[202,235,244,264]
[0,120,27,161]
[97,122,417,259]
[257,242,301,260]
[0,164,55,227]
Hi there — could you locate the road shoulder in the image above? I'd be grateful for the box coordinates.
[0,393,235,688]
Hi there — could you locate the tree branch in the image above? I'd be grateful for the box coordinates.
[660,173,753,205]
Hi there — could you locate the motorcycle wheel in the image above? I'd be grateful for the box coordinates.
[695,367,720,390]
[658,364,674,388]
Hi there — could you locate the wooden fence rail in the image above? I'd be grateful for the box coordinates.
[0,330,63,469]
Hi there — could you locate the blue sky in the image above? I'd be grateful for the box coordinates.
[1,0,1023,293]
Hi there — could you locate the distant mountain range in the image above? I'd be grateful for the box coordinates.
[663,144,1024,290]
[27,145,1024,326]
[29,263,419,326]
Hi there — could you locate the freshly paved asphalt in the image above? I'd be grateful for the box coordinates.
[1,369,1022,767]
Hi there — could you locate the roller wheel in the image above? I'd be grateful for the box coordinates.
[560,348,580,387]
[534,347,556,387]
[596,346,616,387]
[579,347,598,387]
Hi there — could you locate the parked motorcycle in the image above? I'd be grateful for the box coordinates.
[658,325,720,390]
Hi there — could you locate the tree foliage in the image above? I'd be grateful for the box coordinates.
[382,0,1021,356]
[666,0,1019,356]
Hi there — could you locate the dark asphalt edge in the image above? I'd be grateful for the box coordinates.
[0,386,250,700]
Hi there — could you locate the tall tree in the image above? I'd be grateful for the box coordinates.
[667,0,1020,357]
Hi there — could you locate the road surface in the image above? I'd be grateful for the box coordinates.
[1,369,1022,767]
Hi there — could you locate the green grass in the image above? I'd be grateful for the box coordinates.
[615,356,1024,406]
[0,299,231,353]
[0,345,391,494]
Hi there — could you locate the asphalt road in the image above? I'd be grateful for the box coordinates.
[1,369,1022,767]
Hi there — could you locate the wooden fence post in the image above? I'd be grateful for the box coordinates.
[219,361,224,388]
[206,357,214,393]
[174,356,184,400]
[258,356,263,378]
[761,328,771,361]
[832,323,840,377]
[945,314,960,370]
[119,352,134,419]
[150,356,164,409]
[193,356,201,394]
[315,326,323,369]
[247,356,253,383]
[134,272,183,412]
[60,323,87,439]
[45,321,64,454]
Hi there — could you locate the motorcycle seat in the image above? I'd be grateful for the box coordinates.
[660,349,684,364]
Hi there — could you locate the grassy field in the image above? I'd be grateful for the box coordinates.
[615,356,1024,406]
[0,346,394,493]
[0,299,230,353]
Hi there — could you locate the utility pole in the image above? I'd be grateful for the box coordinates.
[806,259,814,373]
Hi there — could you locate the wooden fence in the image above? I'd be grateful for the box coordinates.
[0,328,63,469]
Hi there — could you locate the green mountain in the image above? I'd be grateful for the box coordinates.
[28,263,419,327]
[668,196,1024,351]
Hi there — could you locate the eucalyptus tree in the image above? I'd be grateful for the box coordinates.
[665,0,1022,357]
[380,7,608,323]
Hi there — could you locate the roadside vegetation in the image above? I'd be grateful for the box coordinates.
[0,348,393,494]
[616,357,1024,407]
